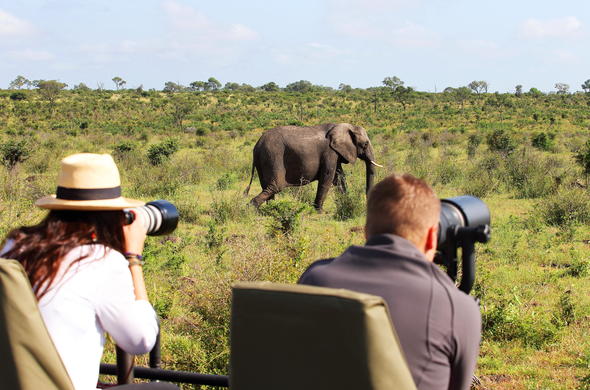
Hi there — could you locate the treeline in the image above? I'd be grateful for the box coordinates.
[7,74,590,96]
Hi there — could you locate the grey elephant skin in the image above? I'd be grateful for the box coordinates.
[245,123,381,210]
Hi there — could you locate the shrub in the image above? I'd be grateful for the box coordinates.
[531,132,555,151]
[461,155,503,198]
[0,139,30,169]
[147,138,179,165]
[260,199,309,236]
[538,188,590,227]
[466,133,482,158]
[113,141,135,156]
[505,150,558,198]
[486,129,515,154]
[9,91,26,101]
[334,187,365,221]
[210,193,251,224]
[554,289,577,327]
[482,299,559,349]
[215,173,236,191]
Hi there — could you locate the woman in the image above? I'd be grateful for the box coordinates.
[2,153,177,390]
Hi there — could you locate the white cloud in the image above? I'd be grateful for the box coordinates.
[551,49,579,64]
[0,10,35,37]
[458,39,511,59]
[161,0,258,41]
[521,16,583,39]
[7,48,54,61]
[390,22,440,48]
[272,42,349,65]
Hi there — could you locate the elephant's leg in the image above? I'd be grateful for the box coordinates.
[333,164,347,193]
[250,181,281,208]
[314,165,337,211]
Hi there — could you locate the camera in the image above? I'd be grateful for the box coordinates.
[435,196,491,294]
[124,200,179,236]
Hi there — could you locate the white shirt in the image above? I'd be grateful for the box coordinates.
[36,244,158,390]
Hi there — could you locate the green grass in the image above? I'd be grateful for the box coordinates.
[3,89,590,389]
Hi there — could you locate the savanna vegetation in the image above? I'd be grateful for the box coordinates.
[1,79,590,389]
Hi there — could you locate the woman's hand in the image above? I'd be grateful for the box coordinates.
[122,210,148,255]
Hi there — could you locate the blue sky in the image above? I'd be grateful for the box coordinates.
[1,0,589,92]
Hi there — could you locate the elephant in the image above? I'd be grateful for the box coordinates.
[244,123,382,210]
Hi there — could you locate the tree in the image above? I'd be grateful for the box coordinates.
[189,81,206,91]
[528,87,543,97]
[468,80,488,94]
[163,81,185,93]
[224,82,240,91]
[338,83,352,93]
[515,85,523,97]
[36,80,67,105]
[205,77,221,91]
[239,83,256,92]
[453,87,472,108]
[259,82,279,92]
[582,79,590,94]
[285,80,314,93]
[9,75,30,90]
[168,96,193,129]
[555,83,570,94]
[382,76,404,90]
[112,76,126,90]
[382,76,414,109]
[73,83,91,92]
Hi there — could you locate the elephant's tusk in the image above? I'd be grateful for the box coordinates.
[370,160,383,168]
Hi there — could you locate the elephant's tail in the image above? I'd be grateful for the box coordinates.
[244,159,256,195]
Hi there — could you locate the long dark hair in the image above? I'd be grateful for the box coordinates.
[3,210,126,300]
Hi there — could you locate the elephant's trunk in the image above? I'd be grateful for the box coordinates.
[364,142,377,194]
[365,162,375,194]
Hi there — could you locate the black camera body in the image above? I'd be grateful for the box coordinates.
[435,196,491,294]
[124,200,179,236]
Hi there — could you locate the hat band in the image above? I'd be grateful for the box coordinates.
[56,186,122,201]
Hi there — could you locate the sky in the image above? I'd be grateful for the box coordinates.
[1,0,589,92]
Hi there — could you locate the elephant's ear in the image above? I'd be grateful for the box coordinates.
[327,124,357,164]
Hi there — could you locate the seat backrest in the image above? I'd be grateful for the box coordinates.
[0,259,74,390]
[230,281,416,390]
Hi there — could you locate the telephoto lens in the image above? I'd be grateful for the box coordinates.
[124,200,179,236]
[438,196,490,249]
[436,195,491,294]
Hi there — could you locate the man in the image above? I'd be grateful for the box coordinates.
[299,173,481,390]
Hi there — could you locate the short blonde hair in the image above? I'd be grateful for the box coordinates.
[365,174,440,244]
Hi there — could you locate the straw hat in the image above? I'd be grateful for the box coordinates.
[35,153,145,210]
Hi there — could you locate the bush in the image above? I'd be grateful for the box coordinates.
[113,141,135,156]
[215,173,236,191]
[260,199,309,236]
[531,132,555,151]
[466,133,482,158]
[487,129,515,154]
[0,139,30,169]
[505,150,559,198]
[147,138,179,165]
[334,187,365,221]
[482,299,559,349]
[9,92,26,101]
[538,188,590,227]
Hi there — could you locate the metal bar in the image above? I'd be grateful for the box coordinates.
[115,346,134,384]
[99,363,229,387]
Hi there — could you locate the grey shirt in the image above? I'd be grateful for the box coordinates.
[298,234,481,390]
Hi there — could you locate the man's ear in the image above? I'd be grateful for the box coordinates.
[423,224,438,262]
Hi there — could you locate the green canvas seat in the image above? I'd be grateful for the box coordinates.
[230,281,417,390]
[0,259,75,390]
